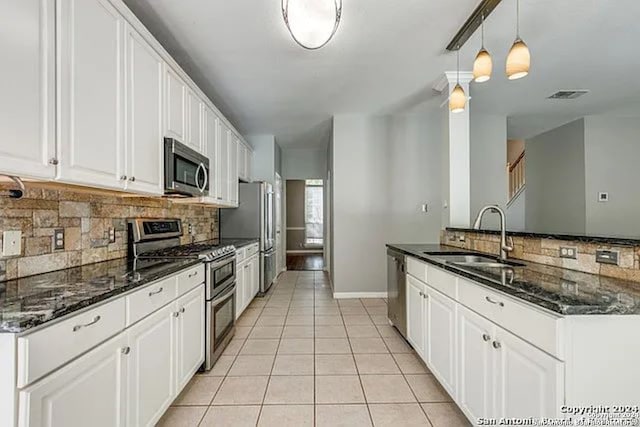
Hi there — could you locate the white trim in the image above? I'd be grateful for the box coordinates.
[286,227,305,231]
[286,250,323,254]
[333,292,388,299]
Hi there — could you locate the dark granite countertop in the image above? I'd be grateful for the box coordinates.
[218,238,260,249]
[446,227,640,247]
[0,257,202,334]
[387,243,640,315]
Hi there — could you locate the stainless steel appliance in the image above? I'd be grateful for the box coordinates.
[127,218,236,370]
[164,138,209,197]
[220,182,276,294]
[387,248,407,338]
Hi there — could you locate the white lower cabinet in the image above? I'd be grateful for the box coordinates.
[236,248,260,318]
[406,275,426,358]
[126,304,175,427]
[19,334,128,427]
[425,286,456,396]
[175,286,206,392]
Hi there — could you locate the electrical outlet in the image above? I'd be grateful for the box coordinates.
[108,227,116,243]
[2,231,22,256]
[53,229,65,250]
[559,247,577,259]
[596,249,619,265]
[421,204,429,213]
[187,223,193,235]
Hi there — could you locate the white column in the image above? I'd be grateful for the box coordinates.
[435,71,473,229]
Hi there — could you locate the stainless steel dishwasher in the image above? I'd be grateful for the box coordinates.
[387,248,407,338]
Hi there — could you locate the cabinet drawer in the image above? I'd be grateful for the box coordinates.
[426,265,457,300]
[407,257,427,283]
[176,264,204,297]
[17,298,126,388]
[236,248,247,263]
[458,278,564,359]
[126,276,177,326]
[246,244,259,257]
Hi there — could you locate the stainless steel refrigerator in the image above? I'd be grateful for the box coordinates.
[220,182,275,294]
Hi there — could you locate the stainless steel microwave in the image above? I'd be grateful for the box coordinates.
[164,138,209,197]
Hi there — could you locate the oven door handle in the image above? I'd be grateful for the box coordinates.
[208,255,235,270]
[212,284,235,306]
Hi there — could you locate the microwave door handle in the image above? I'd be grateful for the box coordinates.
[200,163,208,193]
[195,163,206,193]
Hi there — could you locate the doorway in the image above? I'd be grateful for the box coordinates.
[285,179,324,271]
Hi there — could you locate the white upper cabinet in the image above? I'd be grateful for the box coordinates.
[218,122,230,203]
[125,25,163,195]
[56,0,125,190]
[165,66,186,142]
[185,89,203,153]
[229,135,239,205]
[0,0,55,179]
[203,106,219,201]
[237,143,247,182]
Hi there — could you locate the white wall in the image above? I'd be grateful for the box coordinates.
[470,113,508,230]
[584,116,640,237]
[331,108,442,295]
[282,148,327,180]
[525,119,586,234]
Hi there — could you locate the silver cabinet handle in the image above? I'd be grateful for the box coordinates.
[49,158,59,165]
[482,333,491,342]
[120,175,127,181]
[173,311,180,318]
[148,287,163,297]
[492,340,501,349]
[128,176,136,182]
[188,271,198,278]
[121,346,131,355]
[485,296,504,307]
[180,307,186,313]
[72,315,101,332]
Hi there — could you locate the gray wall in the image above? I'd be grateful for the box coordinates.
[525,119,586,234]
[470,113,508,230]
[506,188,526,231]
[247,134,282,184]
[282,148,327,180]
[584,116,640,237]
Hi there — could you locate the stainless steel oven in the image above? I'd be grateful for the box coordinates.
[164,138,209,197]
[205,254,236,370]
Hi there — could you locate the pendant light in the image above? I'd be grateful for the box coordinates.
[472,14,492,83]
[449,48,466,113]
[506,0,530,80]
[282,0,342,50]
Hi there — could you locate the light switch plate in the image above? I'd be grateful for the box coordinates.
[3,231,22,256]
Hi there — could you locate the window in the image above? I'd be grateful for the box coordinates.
[304,179,324,246]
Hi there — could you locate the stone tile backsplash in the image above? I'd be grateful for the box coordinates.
[0,183,218,280]
[441,229,640,282]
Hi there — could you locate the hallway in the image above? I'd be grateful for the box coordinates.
[286,254,325,271]
[158,271,469,426]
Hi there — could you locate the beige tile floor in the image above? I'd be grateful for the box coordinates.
[157,270,470,427]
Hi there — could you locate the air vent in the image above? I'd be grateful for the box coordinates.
[547,90,589,100]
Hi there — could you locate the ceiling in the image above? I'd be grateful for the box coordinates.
[123,0,640,147]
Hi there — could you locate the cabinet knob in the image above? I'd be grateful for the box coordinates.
[492,340,501,349]
[120,175,127,181]
[121,346,131,355]
[482,333,491,342]
[128,176,136,182]
[173,311,180,318]
[48,158,59,165]
[180,307,186,313]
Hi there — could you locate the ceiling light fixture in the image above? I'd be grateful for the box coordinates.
[473,14,492,82]
[450,48,467,113]
[282,0,342,50]
[506,0,530,80]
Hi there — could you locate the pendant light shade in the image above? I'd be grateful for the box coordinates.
[506,0,530,80]
[473,48,492,83]
[282,0,342,50]
[449,83,467,113]
[506,38,530,80]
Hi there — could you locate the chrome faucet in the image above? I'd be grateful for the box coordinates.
[472,205,513,262]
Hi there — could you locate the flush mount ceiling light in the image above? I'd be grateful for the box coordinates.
[472,15,492,82]
[450,49,467,113]
[282,0,342,50]
[506,0,530,80]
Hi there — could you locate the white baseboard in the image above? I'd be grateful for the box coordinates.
[286,250,323,254]
[333,292,388,299]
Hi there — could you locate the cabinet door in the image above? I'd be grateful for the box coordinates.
[165,66,186,141]
[0,0,55,179]
[406,275,426,358]
[57,0,125,190]
[426,286,457,396]
[218,123,230,204]
[457,306,494,420]
[126,304,175,427]
[19,333,127,427]
[235,260,246,319]
[185,89,203,153]
[176,286,206,392]
[494,327,564,418]
[125,26,163,195]
[229,135,239,205]
[204,106,219,201]
[237,143,246,181]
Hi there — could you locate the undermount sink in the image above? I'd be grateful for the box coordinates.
[423,252,525,268]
